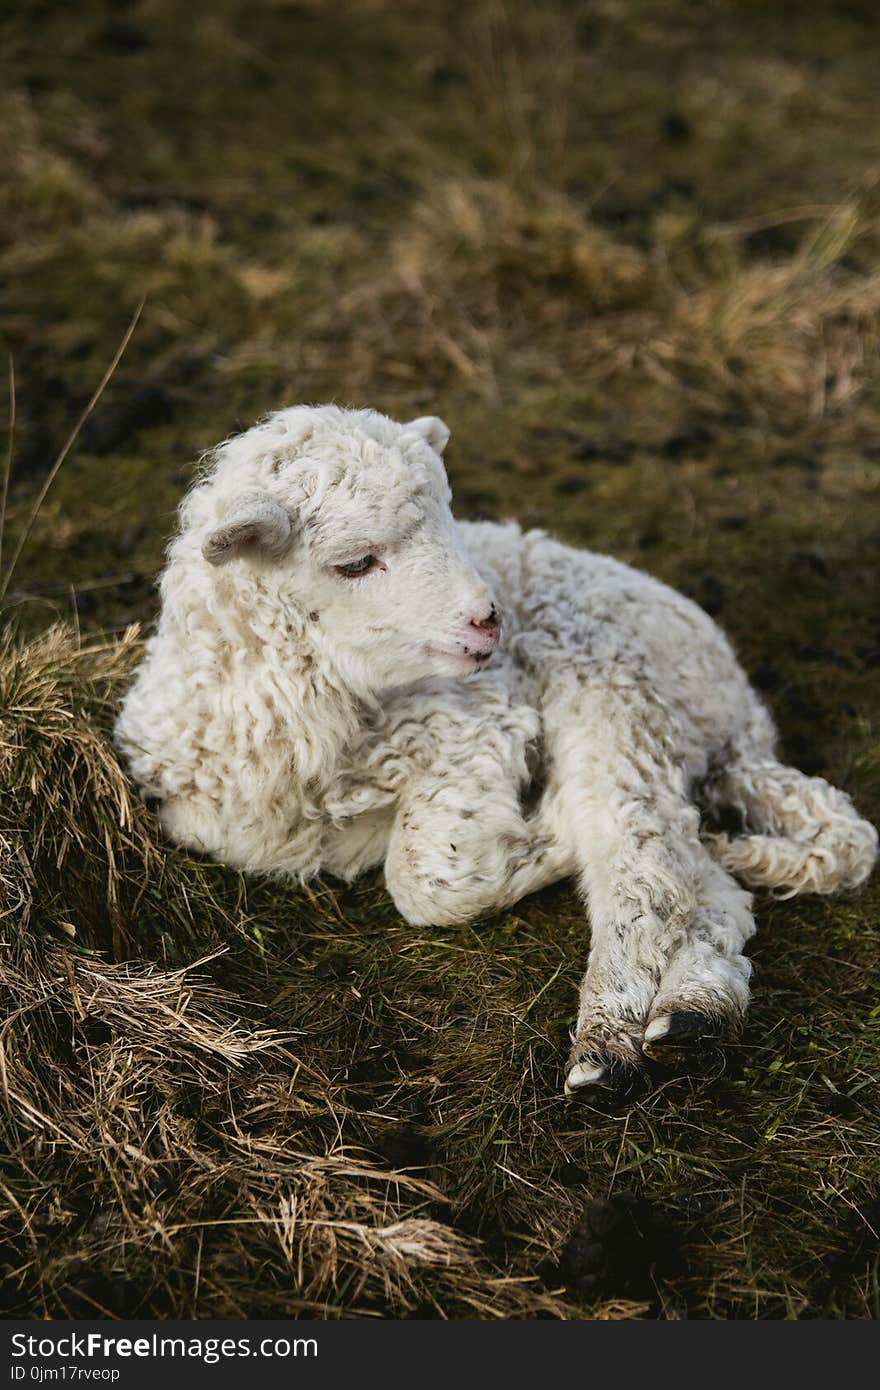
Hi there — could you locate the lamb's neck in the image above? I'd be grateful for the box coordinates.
[159,569,365,797]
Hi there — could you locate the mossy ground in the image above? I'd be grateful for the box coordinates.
[1,0,878,1318]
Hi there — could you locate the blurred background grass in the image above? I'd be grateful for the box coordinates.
[1,0,879,1319]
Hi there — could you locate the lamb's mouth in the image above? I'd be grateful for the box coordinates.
[425,643,495,669]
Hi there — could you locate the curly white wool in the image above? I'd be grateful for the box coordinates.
[115,405,877,1093]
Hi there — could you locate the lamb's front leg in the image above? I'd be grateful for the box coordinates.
[385,771,573,927]
[372,675,575,926]
[564,798,702,1094]
[642,848,755,1051]
[541,673,703,1094]
[568,838,758,1090]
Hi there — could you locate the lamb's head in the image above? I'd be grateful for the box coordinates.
[189,405,500,693]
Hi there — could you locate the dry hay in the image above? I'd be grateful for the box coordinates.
[332,177,880,431]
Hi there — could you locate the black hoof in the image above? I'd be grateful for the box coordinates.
[603,1058,645,1097]
[643,1011,732,1080]
[665,1009,723,1041]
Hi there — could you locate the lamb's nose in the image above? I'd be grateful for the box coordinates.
[468,605,501,635]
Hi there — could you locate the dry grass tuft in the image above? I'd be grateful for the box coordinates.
[337,179,880,429]
[651,204,880,424]
[337,176,655,394]
[0,624,158,956]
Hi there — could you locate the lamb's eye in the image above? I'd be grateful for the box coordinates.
[334,554,379,578]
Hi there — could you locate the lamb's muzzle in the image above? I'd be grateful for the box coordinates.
[469,603,501,634]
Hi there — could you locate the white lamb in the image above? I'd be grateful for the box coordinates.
[115,405,877,1095]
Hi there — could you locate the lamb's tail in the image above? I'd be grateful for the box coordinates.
[702,757,877,897]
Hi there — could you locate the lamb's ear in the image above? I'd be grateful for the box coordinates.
[405,415,450,456]
[202,490,292,566]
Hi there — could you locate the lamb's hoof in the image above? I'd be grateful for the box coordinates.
[564,1060,607,1095]
[643,1009,724,1058]
[564,1056,643,1101]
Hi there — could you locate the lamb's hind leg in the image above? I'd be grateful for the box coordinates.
[703,755,877,895]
